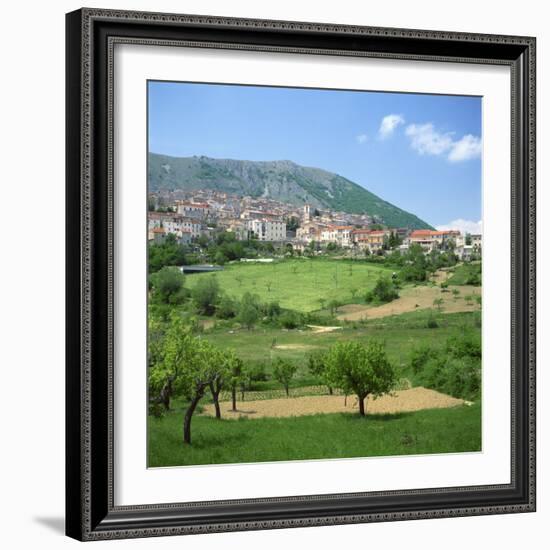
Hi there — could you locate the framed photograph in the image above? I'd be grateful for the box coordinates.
[66,8,536,541]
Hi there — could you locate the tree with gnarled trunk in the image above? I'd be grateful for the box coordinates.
[158,314,221,444]
[208,350,244,418]
[178,338,221,444]
[325,341,396,416]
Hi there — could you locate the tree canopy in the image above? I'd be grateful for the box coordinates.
[325,341,395,415]
[148,233,187,273]
[192,276,220,315]
[149,266,186,304]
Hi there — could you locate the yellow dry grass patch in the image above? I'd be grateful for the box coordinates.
[201,387,466,419]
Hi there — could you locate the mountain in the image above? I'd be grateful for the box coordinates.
[148,153,433,229]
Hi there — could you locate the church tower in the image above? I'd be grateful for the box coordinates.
[303,204,311,222]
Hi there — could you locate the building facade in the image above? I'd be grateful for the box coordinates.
[246,219,286,242]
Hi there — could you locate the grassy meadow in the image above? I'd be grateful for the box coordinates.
[149,401,481,467]
[186,258,393,312]
[202,309,479,389]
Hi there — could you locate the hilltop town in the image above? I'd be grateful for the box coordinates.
[148,189,481,261]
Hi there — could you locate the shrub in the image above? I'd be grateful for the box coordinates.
[366,277,399,304]
[149,266,186,304]
[426,314,439,329]
[418,356,480,400]
[216,295,237,319]
[214,250,227,265]
[265,301,282,319]
[446,331,481,359]
[192,276,220,315]
[410,333,482,400]
[410,344,436,374]
[238,292,261,329]
[279,310,302,329]
[399,264,427,283]
[328,299,341,315]
[465,271,482,286]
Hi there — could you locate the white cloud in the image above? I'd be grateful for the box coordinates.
[436,219,482,235]
[448,134,482,162]
[378,114,405,139]
[405,123,481,163]
[356,133,368,144]
[405,123,454,156]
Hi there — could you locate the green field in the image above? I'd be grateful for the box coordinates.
[148,402,481,467]
[201,310,479,388]
[149,257,482,468]
[186,258,393,312]
[448,262,482,286]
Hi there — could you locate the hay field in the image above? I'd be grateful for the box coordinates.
[201,387,466,419]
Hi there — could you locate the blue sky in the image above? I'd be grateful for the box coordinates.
[148,81,482,230]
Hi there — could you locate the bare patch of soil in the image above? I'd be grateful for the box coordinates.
[201,387,465,419]
[337,279,481,321]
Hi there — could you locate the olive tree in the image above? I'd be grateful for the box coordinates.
[273,358,298,397]
[148,313,188,413]
[238,292,261,330]
[158,314,222,444]
[326,341,395,416]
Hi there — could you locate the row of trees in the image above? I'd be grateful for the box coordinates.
[149,314,397,444]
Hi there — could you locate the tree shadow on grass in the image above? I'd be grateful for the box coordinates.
[343,411,412,423]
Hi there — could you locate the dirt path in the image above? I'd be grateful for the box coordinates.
[306,325,343,334]
[337,283,481,321]
[201,387,466,419]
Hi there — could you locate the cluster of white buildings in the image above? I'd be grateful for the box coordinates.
[148,190,481,260]
[294,213,481,260]
[147,211,202,244]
